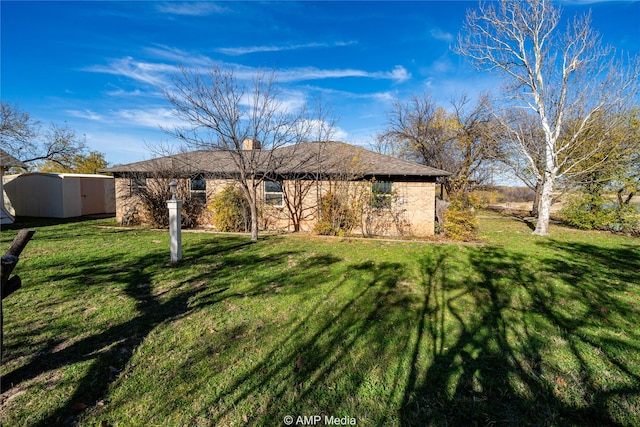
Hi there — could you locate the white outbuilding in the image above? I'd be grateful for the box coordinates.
[2,173,115,219]
[1,148,28,225]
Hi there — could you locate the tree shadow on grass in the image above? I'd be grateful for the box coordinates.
[0,233,306,426]
[4,225,638,426]
[2,248,193,426]
[400,242,640,426]
[136,256,414,426]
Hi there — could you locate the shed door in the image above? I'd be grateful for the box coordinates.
[81,179,105,215]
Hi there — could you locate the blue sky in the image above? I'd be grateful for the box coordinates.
[2,1,639,166]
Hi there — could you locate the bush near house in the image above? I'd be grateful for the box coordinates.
[313,191,360,236]
[209,184,250,232]
[444,194,480,241]
[129,178,205,229]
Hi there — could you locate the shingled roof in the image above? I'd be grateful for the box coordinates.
[275,141,450,178]
[103,141,450,180]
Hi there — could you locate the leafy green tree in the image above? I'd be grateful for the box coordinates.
[559,110,640,233]
[38,151,108,174]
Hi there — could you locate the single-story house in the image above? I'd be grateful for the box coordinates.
[102,141,450,237]
[1,148,28,225]
[2,172,116,219]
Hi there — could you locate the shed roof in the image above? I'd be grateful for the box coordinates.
[15,172,114,179]
[0,148,27,170]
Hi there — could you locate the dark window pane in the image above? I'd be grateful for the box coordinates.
[191,179,206,191]
[131,177,147,195]
[372,181,392,194]
[132,177,147,187]
[265,180,283,193]
[191,191,207,205]
[265,193,283,206]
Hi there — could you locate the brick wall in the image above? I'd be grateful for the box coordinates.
[114,177,437,236]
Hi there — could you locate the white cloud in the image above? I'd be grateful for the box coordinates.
[105,88,143,97]
[84,57,177,87]
[113,108,186,129]
[386,65,411,83]
[430,28,454,43]
[276,65,411,83]
[217,41,357,56]
[218,42,324,56]
[277,96,308,115]
[371,91,395,102]
[156,2,227,16]
[301,85,396,102]
[144,45,214,68]
[430,57,455,74]
[299,119,348,141]
[277,67,369,82]
[66,109,104,121]
[86,50,411,94]
[68,106,187,130]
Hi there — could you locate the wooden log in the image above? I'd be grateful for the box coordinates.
[6,230,36,258]
[1,275,21,300]
[1,254,19,287]
[2,229,34,362]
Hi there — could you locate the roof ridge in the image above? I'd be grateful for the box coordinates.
[102,141,451,177]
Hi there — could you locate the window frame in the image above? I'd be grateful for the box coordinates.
[371,181,393,209]
[130,177,147,196]
[190,176,207,204]
[264,179,284,207]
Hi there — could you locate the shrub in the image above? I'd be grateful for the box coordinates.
[314,191,359,236]
[132,178,204,228]
[444,194,479,241]
[561,193,639,232]
[209,184,250,232]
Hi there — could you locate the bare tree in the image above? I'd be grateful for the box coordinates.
[0,101,87,170]
[0,102,38,160]
[280,98,340,232]
[162,66,309,241]
[378,93,495,196]
[496,109,546,216]
[457,0,640,235]
[110,149,210,229]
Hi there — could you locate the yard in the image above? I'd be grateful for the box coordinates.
[1,214,639,426]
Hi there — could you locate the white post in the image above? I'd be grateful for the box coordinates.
[167,181,182,263]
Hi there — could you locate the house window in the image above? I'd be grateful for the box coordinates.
[130,177,147,195]
[190,176,207,204]
[371,181,392,209]
[264,180,284,207]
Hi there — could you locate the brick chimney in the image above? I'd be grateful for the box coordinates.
[242,138,261,150]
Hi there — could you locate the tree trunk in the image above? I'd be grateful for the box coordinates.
[250,187,259,241]
[625,192,634,205]
[531,180,542,217]
[618,188,635,205]
[533,175,554,235]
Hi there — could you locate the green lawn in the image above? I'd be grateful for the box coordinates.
[1,215,639,426]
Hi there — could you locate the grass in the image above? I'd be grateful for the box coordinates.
[1,214,639,426]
